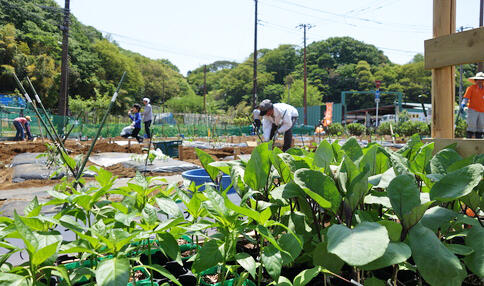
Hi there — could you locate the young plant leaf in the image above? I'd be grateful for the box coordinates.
[430,148,462,175]
[235,252,257,279]
[157,232,182,265]
[195,148,219,182]
[279,233,302,266]
[32,241,59,266]
[377,220,402,242]
[401,201,434,231]
[408,224,467,286]
[387,174,420,220]
[429,164,484,202]
[312,242,344,273]
[341,137,363,162]
[327,222,389,266]
[155,197,182,217]
[192,239,223,273]
[262,244,283,280]
[420,206,458,233]
[293,169,341,213]
[313,140,333,171]
[292,266,321,286]
[0,273,29,286]
[95,257,130,286]
[244,142,272,191]
[463,226,484,277]
[361,242,411,270]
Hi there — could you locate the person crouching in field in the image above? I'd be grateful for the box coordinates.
[13,116,33,141]
[128,104,144,143]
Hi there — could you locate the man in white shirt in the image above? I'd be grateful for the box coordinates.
[259,99,299,151]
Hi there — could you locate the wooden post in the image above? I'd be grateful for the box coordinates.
[431,0,456,138]
[178,144,184,160]
[127,138,131,149]
[234,147,240,160]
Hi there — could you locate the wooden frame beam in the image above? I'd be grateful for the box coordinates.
[425,27,484,69]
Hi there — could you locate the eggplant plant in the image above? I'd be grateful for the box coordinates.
[0,135,482,286]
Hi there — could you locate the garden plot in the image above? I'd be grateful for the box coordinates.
[89,152,200,173]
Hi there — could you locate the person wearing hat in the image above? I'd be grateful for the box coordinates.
[13,116,33,141]
[252,108,261,134]
[142,98,153,139]
[259,99,299,151]
[462,72,484,139]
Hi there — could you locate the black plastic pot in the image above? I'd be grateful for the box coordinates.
[165,261,188,277]
[177,270,197,286]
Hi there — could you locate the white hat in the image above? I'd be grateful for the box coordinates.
[143,98,150,103]
[469,72,484,83]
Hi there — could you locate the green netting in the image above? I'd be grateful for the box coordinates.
[1,103,316,140]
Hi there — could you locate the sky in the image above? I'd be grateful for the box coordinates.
[53,0,480,76]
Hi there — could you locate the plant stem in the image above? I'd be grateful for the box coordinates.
[392,264,399,286]
[147,238,154,286]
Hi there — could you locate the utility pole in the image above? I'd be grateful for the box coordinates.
[162,76,165,112]
[479,0,483,72]
[298,24,312,125]
[203,65,207,114]
[253,0,258,109]
[58,0,70,121]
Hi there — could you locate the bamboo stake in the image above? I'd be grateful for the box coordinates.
[76,72,126,180]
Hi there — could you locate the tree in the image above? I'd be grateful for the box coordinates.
[280,79,322,107]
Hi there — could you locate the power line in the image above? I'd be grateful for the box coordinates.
[264,0,432,30]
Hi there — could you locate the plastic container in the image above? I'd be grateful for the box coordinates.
[181,168,235,193]
[152,140,182,157]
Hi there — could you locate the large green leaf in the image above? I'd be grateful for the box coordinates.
[312,242,344,273]
[410,142,434,174]
[155,197,182,217]
[420,206,458,232]
[0,273,29,286]
[279,233,302,266]
[358,145,377,175]
[346,164,370,212]
[430,148,462,175]
[235,252,257,279]
[244,142,272,191]
[13,211,38,255]
[293,169,341,213]
[389,152,410,175]
[327,222,389,266]
[195,148,219,182]
[271,147,291,183]
[377,220,402,242]
[361,242,411,270]
[401,201,433,231]
[429,164,484,202]
[32,241,59,266]
[262,244,283,280]
[313,140,333,171]
[192,239,223,272]
[95,257,130,286]
[387,175,420,220]
[341,137,363,161]
[464,226,484,277]
[408,224,467,286]
[293,266,321,286]
[157,232,182,265]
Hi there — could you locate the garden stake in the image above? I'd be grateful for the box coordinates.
[76,71,126,180]
[143,115,156,174]
[26,76,68,150]
[13,73,78,178]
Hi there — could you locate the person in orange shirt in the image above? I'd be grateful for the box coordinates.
[462,72,484,139]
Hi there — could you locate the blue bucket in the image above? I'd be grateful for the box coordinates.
[182,168,235,194]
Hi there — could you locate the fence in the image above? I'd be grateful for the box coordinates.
[1,98,316,140]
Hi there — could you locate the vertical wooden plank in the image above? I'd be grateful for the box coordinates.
[431,0,456,138]
[178,145,184,160]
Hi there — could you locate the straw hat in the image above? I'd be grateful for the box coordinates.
[469,72,484,83]
[25,116,31,121]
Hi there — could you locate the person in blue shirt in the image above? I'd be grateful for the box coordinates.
[128,104,143,143]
